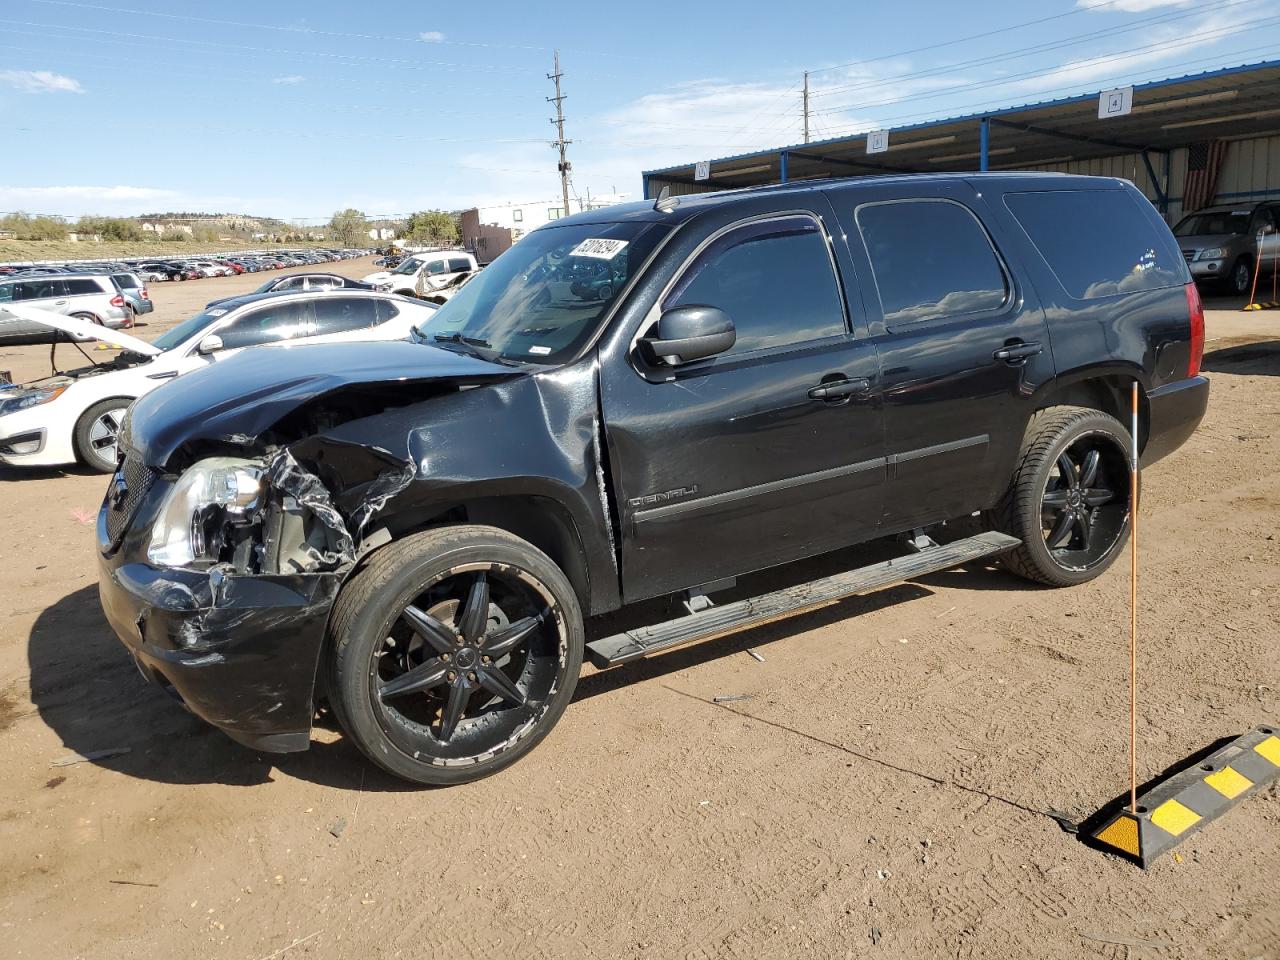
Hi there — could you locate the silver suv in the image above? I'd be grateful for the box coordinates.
[0,273,132,345]
[1174,201,1280,295]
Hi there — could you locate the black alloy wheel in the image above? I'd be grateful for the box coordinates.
[986,405,1132,587]
[328,526,583,785]
[1038,431,1129,571]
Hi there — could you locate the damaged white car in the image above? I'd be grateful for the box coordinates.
[0,290,436,472]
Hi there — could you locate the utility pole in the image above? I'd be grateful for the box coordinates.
[803,70,810,144]
[548,51,573,218]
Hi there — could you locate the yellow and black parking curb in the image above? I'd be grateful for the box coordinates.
[1085,725,1280,868]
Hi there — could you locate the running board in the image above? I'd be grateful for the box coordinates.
[586,531,1020,669]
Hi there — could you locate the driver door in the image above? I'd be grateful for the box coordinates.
[601,203,885,602]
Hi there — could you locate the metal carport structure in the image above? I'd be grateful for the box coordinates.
[642,60,1280,222]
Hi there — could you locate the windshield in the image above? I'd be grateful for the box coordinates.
[150,306,229,351]
[1174,210,1249,237]
[413,220,670,365]
[391,257,424,275]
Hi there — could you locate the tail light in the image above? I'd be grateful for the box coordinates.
[110,294,125,307]
[1185,281,1204,378]
[141,288,150,300]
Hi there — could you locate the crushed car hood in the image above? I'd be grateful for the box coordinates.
[0,303,162,355]
[126,338,523,467]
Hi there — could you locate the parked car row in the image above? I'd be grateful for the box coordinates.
[0,248,372,283]
[0,288,435,470]
[0,271,145,337]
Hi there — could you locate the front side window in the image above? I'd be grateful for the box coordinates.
[311,296,380,336]
[663,214,847,356]
[215,300,315,350]
[857,199,1008,325]
[0,284,13,303]
[1006,189,1184,300]
[425,260,447,275]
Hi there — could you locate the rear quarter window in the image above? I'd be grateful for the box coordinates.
[65,279,104,296]
[1004,189,1185,300]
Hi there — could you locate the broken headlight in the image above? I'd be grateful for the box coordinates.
[148,457,264,567]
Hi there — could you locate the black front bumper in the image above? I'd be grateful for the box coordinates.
[1143,375,1210,467]
[97,511,340,753]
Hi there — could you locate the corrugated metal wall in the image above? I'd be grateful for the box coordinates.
[647,133,1280,222]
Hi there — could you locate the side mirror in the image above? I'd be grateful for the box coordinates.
[197,334,223,355]
[640,305,736,365]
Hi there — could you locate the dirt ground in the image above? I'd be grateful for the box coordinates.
[1,263,1278,960]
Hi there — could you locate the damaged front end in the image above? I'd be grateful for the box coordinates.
[97,433,415,753]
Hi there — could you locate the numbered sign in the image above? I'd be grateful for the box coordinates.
[1098,86,1133,119]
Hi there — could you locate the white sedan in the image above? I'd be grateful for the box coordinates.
[0,289,436,472]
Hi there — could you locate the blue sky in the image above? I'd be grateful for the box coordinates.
[2,0,1278,221]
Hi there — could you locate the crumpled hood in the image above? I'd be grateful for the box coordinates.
[126,338,522,467]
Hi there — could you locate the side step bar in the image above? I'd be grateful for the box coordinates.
[585,531,1020,669]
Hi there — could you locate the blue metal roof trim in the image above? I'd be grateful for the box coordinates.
[642,58,1280,177]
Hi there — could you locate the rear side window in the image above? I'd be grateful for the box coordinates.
[856,199,1008,325]
[65,278,104,295]
[448,257,472,272]
[664,215,847,356]
[112,273,140,290]
[375,299,399,323]
[1005,190,1184,299]
[13,279,66,301]
[311,296,380,335]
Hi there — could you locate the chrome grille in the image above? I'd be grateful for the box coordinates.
[105,454,156,543]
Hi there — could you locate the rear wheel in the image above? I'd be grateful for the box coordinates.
[327,525,583,785]
[985,405,1132,587]
[73,398,131,473]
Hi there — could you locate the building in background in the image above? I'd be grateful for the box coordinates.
[460,193,628,263]
[642,60,1280,228]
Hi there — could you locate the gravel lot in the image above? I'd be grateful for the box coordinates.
[1,261,1277,959]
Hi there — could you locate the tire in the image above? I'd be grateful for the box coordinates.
[73,397,132,473]
[985,405,1132,587]
[327,525,584,786]
[1228,256,1253,296]
[70,311,101,326]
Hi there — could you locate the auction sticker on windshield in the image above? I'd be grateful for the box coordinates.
[570,238,629,260]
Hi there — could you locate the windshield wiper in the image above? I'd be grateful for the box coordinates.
[433,332,493,349]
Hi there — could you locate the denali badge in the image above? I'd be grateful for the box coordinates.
[628,485,698,509]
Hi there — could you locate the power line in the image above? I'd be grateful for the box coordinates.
[814,14,1280,117]
[24,0,645,60]
[809,46,1280,141]
[805,0,1137,77]
[809,0,1260,100]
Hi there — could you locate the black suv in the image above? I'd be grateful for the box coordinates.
[97,173,1208,784]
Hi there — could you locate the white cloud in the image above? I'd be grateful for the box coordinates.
[418,31,445,42]
[1078,0,1194,11]
[272,75,305,85]
[0,70,83,94]
[0,185,271,217]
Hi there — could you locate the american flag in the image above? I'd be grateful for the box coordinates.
[1183,139,1229,212]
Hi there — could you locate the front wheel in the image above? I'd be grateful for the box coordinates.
[1228,256,1253,296]
[74,398,131,472]
[327,525,583,785]
[985,405,1132,587]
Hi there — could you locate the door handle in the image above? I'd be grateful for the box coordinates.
[993,341,1042,363]
[54,300,68,305]
[808,377,870,401]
